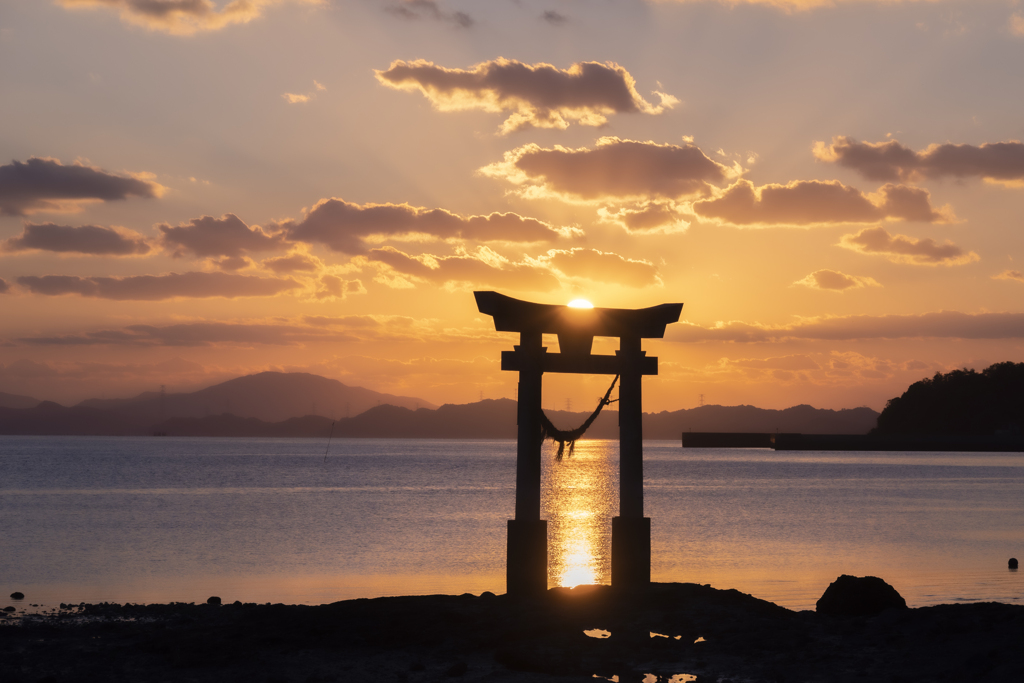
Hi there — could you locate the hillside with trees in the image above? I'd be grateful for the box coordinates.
[875,362,1024,435]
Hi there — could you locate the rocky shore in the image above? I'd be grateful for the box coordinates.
[2,582,1022,682]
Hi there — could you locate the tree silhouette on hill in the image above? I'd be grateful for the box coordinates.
[875,362,1024,435]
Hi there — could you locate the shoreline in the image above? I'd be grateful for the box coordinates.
[4,583,1022,682]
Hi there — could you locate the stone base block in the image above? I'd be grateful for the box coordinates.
[507,519,547,596]
[611,516,651,589]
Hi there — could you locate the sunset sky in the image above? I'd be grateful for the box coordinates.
[3,0,1024,412]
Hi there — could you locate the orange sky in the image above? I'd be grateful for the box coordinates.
[2,0,1024,411]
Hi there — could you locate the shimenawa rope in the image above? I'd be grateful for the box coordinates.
[539,375,619,460]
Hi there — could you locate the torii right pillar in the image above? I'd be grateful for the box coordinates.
[613,334,650,588]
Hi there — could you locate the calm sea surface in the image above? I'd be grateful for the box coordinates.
[1,436,1022,611]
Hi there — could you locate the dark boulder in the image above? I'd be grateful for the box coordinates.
[816,575,907,616]
[10,592,24,600]
[1010,558,1018,570]
[207,596,222,605]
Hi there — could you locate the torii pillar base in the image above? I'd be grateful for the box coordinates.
[507,519,547,595]
[611,517,651,588]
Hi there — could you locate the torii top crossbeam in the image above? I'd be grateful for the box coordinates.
[474,291,683,339]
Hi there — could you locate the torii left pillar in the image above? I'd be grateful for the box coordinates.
[507,330,548,595]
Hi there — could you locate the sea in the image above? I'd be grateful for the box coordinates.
[1,436,1022,612]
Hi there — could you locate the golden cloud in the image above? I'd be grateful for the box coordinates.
[666,311,1024,343]
[657,1,929,9]
[793,269,881,291]
[375,59,676,134]
[597,202,691,235]
[59,0,322,36]
[838,226,978,266]
[262,253,322,273]
[0,157,162,216]
[814,136,1024,185]
[284,198,572,254]
[534,248,662,288]
[366,246,562,292]
[314,275,365,301]
[994,269,1024,283]
[480,137,737,203]
[691,179,951,226]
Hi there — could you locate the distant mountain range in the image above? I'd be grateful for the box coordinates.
[77,371,435,422]
[0,372,433,436]
[0,371,879,437]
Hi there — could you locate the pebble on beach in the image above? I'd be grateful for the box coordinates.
[10,592,24,600]
[1010,558,1019,570]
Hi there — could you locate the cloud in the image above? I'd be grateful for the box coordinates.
[480,137,736,202]
[16,271,301,300]
[16,321,341,347]
[691,179,951,226]
[0,278,9,294]
[0,157,162,216]
[729,355,820,371]
[283,198,571,254]
[282,80,326,104]
[1,223,151,255]
[58,0,322,36]
[597,202,690,234]
[814,136,1024,185]
[839,226,978,266]
[367,246,562,292]
[262,253,322,273]
[314,275,365,300]
[1013,14,1024,37]
[11,314,452,348]
[159,214,287,259]
[385,0,472,27]
[666,311,1024,344]
[541,10,568,25]
[375,59,676,134]
[994,269,1024,283]
[793,269,881,291]
[534,248,662,288]
[657,1,926,8]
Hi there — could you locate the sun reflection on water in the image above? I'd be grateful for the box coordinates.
[542,439,617,588]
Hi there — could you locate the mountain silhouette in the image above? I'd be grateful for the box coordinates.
[0,371,878,437]
[76,371,435,422]
[0,391,40,410]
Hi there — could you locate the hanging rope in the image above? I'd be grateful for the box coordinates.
[323,420,335,464]
[540,375,619,461]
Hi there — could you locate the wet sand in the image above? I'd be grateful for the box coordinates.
[2,582,1022,682]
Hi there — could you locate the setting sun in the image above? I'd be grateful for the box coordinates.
[567,299,594,309]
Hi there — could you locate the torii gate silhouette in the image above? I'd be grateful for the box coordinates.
[475,291,683,594]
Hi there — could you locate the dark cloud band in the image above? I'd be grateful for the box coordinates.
[815,136,1024,184]
[0,157,161,216]
[376,59,676,133]
[17,271,301,300]
[2,223,150,255]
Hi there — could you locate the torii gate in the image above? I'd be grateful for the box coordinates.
[475,291,683,594]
